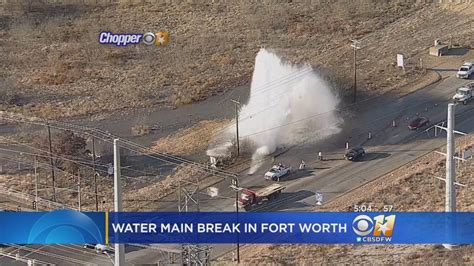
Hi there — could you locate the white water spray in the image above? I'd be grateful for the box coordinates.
[208,48,342,172]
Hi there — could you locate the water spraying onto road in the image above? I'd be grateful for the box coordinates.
[208,48,342,173]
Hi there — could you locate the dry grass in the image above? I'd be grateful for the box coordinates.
[123,164,202,211]
[131,123,151,136]
[151,119,230,156]
[1,2,473,118]
[0,163,193,212]
[236,135,474,264]
[393,70,440,97]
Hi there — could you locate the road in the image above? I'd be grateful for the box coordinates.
[202,70,474,259]
[114,68,474,263]
[1,68,473,264]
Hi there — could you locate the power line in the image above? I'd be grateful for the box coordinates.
[1,116,237,179]
[0,154,110,198]
[216,66,313,106]
[9,112,209,177]
[6,138,155,177]
[0,147,141,182]
[238,97,456,140]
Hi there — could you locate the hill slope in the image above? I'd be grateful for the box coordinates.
[0,1,473,119]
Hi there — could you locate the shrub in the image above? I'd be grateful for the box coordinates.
[131,124,151,136]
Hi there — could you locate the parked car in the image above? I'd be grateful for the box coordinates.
[408,117,430,130]
[344,147,366,161]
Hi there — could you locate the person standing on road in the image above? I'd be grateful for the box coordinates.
[299,160,306,170]
[315,192,323,206]
[318,151,323,161]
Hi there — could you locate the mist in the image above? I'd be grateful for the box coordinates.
[208,48,342,172]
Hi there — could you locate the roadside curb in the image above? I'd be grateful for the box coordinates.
[322,146,442,208]
[395,70,442,97]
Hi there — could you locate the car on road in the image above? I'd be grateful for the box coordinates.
[457,62,474,79]
[344,147,365,161]
[452,85,473,105]
[408,117,430,130]
[264,164,292,181]
[83,244,113,254]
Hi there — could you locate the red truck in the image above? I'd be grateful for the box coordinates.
[237,183,285,210]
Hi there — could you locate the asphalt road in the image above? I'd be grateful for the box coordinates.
[192,69,473,211]
[1,68,473,264]
[124,69,474,262]
[200,71,474,259]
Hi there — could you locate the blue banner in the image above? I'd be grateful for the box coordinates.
[0,210,105,244]
[1,211,474,244]
[108,212,474,244]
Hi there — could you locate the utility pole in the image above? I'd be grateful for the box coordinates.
[113,139,125,265]
[233,177,240,263]
[77,171,82,211]
[92,136,99,211]
[34,155,38,212]
[231,99,241,156]
[47,124,56,202]
[432,104,468,250]
[351,40,361,103]
[178,176,211,265]
[445,103,455,213]
[444,103,456,251]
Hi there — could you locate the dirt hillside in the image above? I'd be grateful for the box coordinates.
[0,1,473,118]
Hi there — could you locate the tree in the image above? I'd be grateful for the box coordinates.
[34,130,87,174]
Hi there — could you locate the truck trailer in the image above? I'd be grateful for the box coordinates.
[237,183,285,210]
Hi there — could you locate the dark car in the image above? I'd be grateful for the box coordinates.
[345,147,365,161]
[408,117,430,130]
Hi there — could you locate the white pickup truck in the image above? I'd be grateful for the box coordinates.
[83,244,114,254]
[264,164,292,181]
[452,83,473,105]
[457,62,474,79]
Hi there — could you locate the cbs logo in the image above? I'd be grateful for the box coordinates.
[142,32,170,46]
[352,215,374,236]
[352,214,396,237]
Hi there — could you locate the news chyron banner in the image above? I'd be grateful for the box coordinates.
[1,210,474,244]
